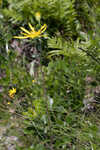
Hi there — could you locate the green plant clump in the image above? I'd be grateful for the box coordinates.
[0,0,100,150]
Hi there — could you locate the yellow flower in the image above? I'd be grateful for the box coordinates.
[9,88,16,98]
[7,102,11,105]
[35,12,41,22]
[32,80,35,83]
[14,23,47,39]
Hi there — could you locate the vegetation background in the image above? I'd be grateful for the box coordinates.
[0,0,100,150]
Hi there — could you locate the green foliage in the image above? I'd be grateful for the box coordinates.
[0,0,100,150]
[47,36,86,59]
[0,49,100,149]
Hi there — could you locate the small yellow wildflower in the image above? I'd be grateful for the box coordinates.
[14,23,47,39]
[7,102,11,105]
[35,12,41,22]
[9,88,16,98]
[32,80,35,83]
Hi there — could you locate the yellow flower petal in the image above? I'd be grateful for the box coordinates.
[20,32,28,36]
[39,24,47,33]
[20,27,30,34]
[14,36,29,39]
[28,23,35,33]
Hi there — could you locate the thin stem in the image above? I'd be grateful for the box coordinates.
[38,38,54,150]
[79,47,100,64]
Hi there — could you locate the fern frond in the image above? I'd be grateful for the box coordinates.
[47,36,86,59]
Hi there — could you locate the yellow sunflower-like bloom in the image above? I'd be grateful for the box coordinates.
[14,23,47,39]
[9,88,16,98]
